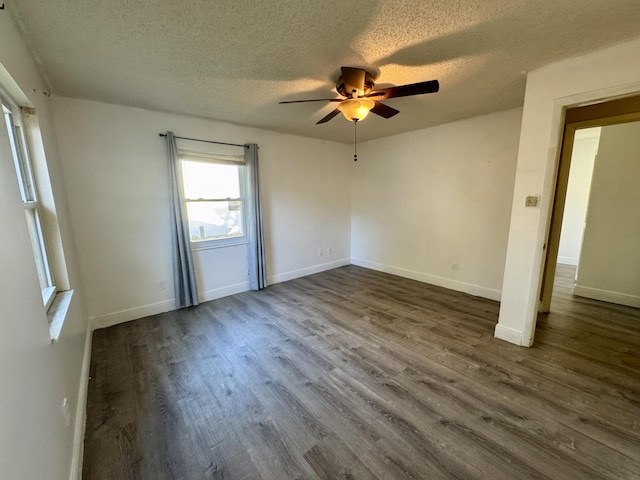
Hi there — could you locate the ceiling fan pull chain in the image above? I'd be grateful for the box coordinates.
[353,119,358,162]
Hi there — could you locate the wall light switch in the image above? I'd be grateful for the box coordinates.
[525,195,540,208]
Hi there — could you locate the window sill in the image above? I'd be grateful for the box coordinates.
[191,238,249,251]
[47,290,74,343]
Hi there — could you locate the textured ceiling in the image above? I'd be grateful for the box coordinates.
[8,0,640,143]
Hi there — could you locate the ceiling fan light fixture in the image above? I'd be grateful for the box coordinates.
[337,98,375,122]
[279,67,439,125]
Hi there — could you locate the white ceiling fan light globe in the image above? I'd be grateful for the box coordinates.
[337,98,375,122]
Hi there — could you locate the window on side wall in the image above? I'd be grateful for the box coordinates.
[179,151,247,249]
[1,94,56,309]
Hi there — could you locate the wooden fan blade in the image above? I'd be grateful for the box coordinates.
[367,80,439,100]
[279,98,343,104]
[341,67,366,96]
[316,108,341,124]
[371,101,399,119]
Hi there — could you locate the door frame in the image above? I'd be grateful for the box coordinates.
[539,95,640,312]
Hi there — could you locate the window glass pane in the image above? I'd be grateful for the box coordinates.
[3,108,35,202]
[186,201,244,242]
[25,207,52,292]
[182,161,240,200]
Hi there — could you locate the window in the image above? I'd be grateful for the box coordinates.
[180,151,247,249]
[2,93,56,309]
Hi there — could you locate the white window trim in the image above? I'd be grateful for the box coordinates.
[179,150,249,251]
[42,285,57,311]
[2,90,57,306]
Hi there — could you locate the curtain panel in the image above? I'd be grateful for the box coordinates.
[245,144,267,290]
[166,131,199,308]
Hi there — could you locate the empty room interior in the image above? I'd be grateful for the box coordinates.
[1,2,640,479]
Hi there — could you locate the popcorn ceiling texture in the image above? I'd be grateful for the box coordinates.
[8,0,640,143]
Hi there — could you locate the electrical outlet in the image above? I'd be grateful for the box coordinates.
[157,280,166,290]
[62,397,71,427]
[318,248,324,257]
[326,247,332,255]
[452,262,459,271]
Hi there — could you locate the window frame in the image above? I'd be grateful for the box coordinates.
[179,150,249,251]
[1,92,57,309]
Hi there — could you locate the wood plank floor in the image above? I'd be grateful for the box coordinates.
[83,265,640,480]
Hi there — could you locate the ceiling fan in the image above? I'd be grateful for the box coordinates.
[280,67,440,124]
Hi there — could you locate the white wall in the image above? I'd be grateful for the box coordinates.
[351,108,522,300]
[50,97,352,327]
[497,36,640,347]
[557,128,600,266]
[0,12,89,480]
[574,121,640,308]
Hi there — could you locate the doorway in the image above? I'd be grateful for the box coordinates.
[539,94,640,314]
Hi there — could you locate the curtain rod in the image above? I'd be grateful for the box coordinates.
[158,133,246,148]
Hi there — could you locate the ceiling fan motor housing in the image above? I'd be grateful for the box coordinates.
[336,70,375,98]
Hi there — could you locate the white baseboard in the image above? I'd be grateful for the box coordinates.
[268,258,350,285]
[90,282,251,330]
[557,256,578,266]
[573,285,640,308]
[69,325,92,480]
[90,299,175,330]
[90,260,353,331]
[199,281,250,303]
[494,324,526,346]
[350,258,502,302]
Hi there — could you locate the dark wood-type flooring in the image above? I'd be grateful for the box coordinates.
[83,265,640,479]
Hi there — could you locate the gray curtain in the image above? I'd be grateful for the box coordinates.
[245,144,267,290]
[166,131,199,308]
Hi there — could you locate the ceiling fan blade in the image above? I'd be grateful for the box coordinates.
[367,79,440,100]
[316,108,341,124]
[341,67,366,97]
[279,98,343,104]
[371,101,400,119]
